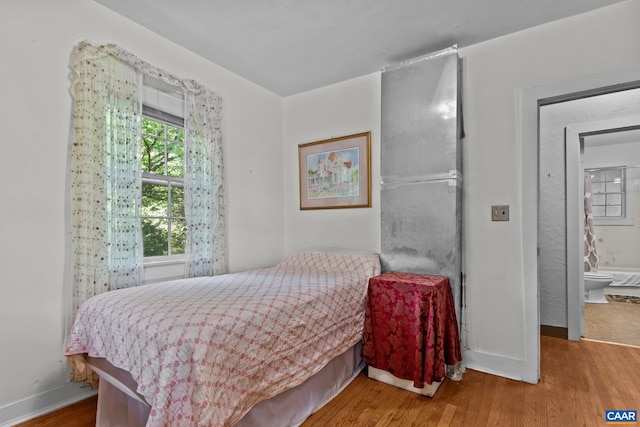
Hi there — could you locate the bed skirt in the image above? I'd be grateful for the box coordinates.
[87,341,364,427]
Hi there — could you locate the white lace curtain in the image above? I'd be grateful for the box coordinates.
[66,40,226,355]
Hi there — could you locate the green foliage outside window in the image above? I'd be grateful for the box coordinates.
[140,117,186,257]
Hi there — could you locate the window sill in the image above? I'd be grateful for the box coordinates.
[143,257,186,267]
[593,218,634,226]
[142,257,186,285]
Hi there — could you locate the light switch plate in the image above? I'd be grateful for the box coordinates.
[491,205,509,221]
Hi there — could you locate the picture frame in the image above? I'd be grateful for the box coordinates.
[298,131,371,210]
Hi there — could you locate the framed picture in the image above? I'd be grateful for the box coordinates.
[298,131,371,210]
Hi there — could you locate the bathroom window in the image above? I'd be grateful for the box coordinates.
[588,166,633,226]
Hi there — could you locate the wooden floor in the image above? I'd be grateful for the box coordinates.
[16,336,640,427]
[14,395,98,427]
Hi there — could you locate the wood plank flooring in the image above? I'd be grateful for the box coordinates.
[15,336,640,427]
[13,395,98,427]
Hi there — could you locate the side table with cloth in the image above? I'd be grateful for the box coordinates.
[362,272,462,395]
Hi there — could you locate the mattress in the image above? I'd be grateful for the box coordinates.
[65,251,381,426]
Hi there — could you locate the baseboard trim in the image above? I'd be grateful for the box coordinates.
[462,348,538,384]
[0,382,97,427]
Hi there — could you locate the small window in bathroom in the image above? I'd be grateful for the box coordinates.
[587,166,633,225]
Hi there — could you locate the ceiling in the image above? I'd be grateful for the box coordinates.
[95,0,624,96]
[585,128,640,147]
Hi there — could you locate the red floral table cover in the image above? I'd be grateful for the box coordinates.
[362,272,462,388]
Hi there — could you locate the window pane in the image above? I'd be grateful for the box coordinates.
[606,182,621,193]
[142,117,165,134]
[606,169,622,182]
[591,171,606,182]
[141,116,187,259]
[589,167,627,220]
[607,194,622,205]
[167,126,184,142]
[166,142,184,177]
[606,206,622,217]
[142,183,168,217]
[591,182,605,194]
[141,119,166,174]
[171,219,187,255]
[141,134,165,174]
[143,217,168,256]
[171,186,185,217]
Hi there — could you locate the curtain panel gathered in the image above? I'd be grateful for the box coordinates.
[584,174,599,272]
[184,89,226,278]
[65,41,226,385]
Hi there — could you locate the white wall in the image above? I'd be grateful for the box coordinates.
[0,0,283,417]
[586,141,640,269]
[282,74,382,255]
[458,0,640,377]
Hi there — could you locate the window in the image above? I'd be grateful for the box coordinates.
[588,166,633,225]
[68,41,226,307]
[141,116,186,258]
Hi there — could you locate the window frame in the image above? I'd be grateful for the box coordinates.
[140,175,186,262]
[140,95,187,261]
[588,165,634,226]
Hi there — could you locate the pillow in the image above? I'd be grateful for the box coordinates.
[280,250,380,276]
[297,246,377,256]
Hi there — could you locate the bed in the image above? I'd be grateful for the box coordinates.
[65,251,381,426]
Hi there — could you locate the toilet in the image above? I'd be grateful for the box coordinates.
[584,271,613,303]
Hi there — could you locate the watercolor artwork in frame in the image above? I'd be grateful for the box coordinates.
[298,132,371,210]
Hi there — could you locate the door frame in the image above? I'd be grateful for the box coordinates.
[520,66,640,383]
[566,118,640,341]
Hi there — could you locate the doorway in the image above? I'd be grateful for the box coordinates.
[539,90,640,341]
[520,67,640,383]
[565,120,640,345]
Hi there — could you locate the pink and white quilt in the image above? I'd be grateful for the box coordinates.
[65,251,380,426]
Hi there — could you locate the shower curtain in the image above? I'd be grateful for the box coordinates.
[584,174,599,271]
